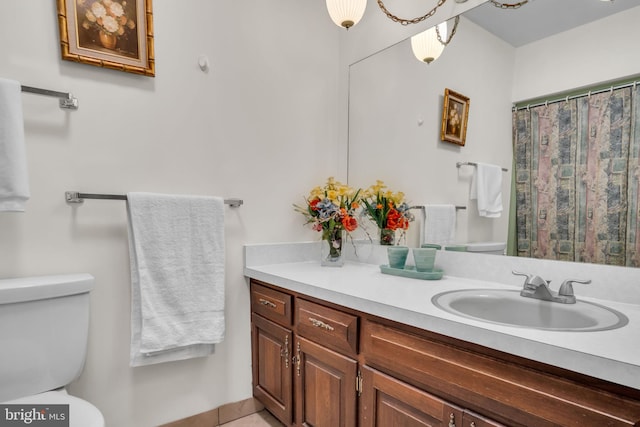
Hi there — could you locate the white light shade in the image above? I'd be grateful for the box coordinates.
[326,0,367,29]
[411,21,447,64]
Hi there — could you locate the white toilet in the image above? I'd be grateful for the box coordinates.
[464,241,506,255]
[0,274,105,427]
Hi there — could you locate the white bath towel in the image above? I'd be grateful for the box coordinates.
[0,79,29,211]
[470,162,503,218]
[421,204,456,246]
[127,192,225,367]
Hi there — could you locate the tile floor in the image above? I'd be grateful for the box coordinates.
[220,410,283,427]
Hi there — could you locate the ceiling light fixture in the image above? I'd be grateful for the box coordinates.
[325,0,367,29]
[410,16,460,64]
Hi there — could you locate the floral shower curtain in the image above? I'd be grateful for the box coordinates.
[513,84,640,266]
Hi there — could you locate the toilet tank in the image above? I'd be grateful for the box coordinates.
[0,274,94,402]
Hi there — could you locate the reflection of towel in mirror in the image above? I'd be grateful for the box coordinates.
[127,192,225,367]
[0,78,29,211]
[470,162,502,218]
[421,204,456,246]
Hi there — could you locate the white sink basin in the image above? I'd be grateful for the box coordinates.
[432,289,629,332]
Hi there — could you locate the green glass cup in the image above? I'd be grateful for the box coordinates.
[412,248,437,272]
[387,246,409,269]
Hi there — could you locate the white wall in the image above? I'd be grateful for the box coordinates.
[0,2,340,426]
[348,17,515,247]
[512,6,640,102]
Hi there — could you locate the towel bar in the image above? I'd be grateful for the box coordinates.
[21,85,78,110]
[65,191,243,208]
[456,161,508,172]
[410,205,466,211]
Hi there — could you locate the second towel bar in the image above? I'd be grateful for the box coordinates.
[456,161,508,172]
[65,191,243,208]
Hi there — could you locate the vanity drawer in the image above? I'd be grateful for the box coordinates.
[295,298,358,356]
[250,281,292,326]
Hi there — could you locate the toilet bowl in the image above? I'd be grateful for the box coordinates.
[464,242,506,255]
[0,274,105,426]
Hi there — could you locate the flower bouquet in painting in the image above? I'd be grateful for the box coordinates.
[294,177,361,266]
[362,180,414,245]
[77,0,138,53]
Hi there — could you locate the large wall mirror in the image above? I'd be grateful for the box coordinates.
[347,0,640,265]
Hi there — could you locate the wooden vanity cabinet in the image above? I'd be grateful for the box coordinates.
[249,279,640,427]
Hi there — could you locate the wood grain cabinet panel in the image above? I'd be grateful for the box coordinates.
[251,313,293,425]
[294,336,357,427]
[251,281,292,326]
[361,319,640,426]
[360,365,464,427]
[296,298,358,357]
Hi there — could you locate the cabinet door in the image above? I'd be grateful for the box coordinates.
[360,366,464,427]
[294,336,357,427]
[251,313,293,426]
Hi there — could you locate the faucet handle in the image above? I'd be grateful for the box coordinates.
[512,270,547,288]
[558,279,591,297]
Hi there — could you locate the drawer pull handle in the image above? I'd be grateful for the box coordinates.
[308,317,335,331]
[259,298,277,308]
[296,342,301,376]
[470,423,476,427]
[448,413,456,427]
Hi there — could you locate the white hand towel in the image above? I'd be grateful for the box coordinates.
[127,192,225,367]
[0,78,29,211]
[421,204,456,246]
[470,162,503,218]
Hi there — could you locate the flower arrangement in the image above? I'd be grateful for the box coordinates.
[361,180,414,245]
[294,177,361,265]
[79,0,136,37]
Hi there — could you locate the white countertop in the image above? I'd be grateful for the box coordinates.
[244,243,640,391]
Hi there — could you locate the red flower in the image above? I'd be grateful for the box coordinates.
[342,215,358,232]
[309,198,320,211]
[385,208,402,230]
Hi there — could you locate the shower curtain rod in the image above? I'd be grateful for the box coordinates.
[65,191,243,207]
[513,79,639,112]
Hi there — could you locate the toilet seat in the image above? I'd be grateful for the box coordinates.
[5,390,104,427]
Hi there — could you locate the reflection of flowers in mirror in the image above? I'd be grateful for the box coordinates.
[79,0,136,36]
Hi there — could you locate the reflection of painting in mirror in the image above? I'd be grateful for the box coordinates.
[441,88,469,146]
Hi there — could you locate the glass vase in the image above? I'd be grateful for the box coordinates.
[379,228,396,246]
[321,228,345,267]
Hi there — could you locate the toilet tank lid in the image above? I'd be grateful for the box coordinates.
[465,242,506,252]
[0,274,94,304]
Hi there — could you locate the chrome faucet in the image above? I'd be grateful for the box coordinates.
[512,271,591,304]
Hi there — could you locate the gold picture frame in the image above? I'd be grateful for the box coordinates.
[441,88,470,146]
[57,0,155,76]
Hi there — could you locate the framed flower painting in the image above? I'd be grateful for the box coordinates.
[57,0,155,76]
[441,88,470,146]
